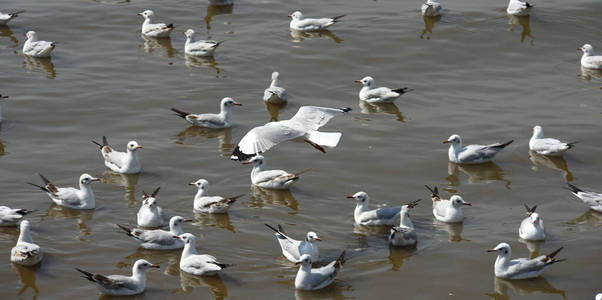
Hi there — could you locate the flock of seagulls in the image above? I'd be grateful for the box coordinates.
[0,0,600,297]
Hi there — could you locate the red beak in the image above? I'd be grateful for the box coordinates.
[315,238,322,241]
[577,47,582,51]
[135,145,143,149]
[288,15,292,18]
[173,235,180,239]
[443,140,450,144]
[346,195,354,199]
[184,219,192,222]
[487,249,497,252]
[234,102,242,106]
[354,80,361,83]
[243,161,251,165]
[1,95,8,98]
[150,264,160,268]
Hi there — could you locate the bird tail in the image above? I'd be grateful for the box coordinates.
[75,268,95,282]
[306,130,341,148]
[209,261,233,269]
[294,169,310,177]
[392,88,412,94]
[27,182,50,194]
[525,2,533,8]
[524,203,537,214]
[495,140,514,148]
[565,183,583,194]
[10,10,25,17]
[16,209,36,216]
[424,185,439,198]
[227,194,245,203]
[332,14,346,22]
[170,108,190,119]
[334,250,346,269]
[566,141,578,149]
[116,224,134,237]
[546,247,563,260]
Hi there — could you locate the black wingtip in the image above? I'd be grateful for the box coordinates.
[16,209,36,216]
[338,107,352,113]
[524,203,537,214]
[525,2,533,8]
[566,141,578,149]
[392,88,411,94]
[151,187,160,197]
[27,182,50,193]
[335,250,346,267]
[332,14,346,22]
[228,194,245,203]
[499,140,514,148]
[424,185,439,197]
[91,140,103,149]
[102,136,109,147]
[209,261,232,269]
[546,246,563,259]
[566,183,582,193]
[264,223,280,233]
[166,23,174,29]
[75,268,95,282]
[231,146,256,162]
[116,224,134,237]
[170,108,189,119]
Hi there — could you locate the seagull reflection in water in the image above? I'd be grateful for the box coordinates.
[24,56,55,78]
[140,35,175,58]
[420,15,441,40]
[358,101,404,123]
[290,29,342,43]
[486,276,567,300]
[0,25,19,46]
[249,185,299,212]
[529,150,573,181]
[446,161,511,188]
[99,171,140,207]
[193,210,235,232]
[12,263,40,299]
[42,204,94,240]
[507,15,534,45]
[174,270,229,299]
[185,55,222,76]
[205,3,233,33]
[176,126,234,156]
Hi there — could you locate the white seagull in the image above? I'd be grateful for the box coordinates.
[175,233,231,276]
[444,134,513,164]
[421,0,442,17]
[578,44,602,70]
[189,179,243,213]
[519,204,545,241]
[426,185,471,223]
[231,106,351,161]
[116,216,192,250]
[355,76,410,103]
[507,0,533,16]
[10,220,42,266]
[76,259,159,296]
[0,10,24,26]
[0,206,35,227]
[184,29,221,57]
[28,173,99,210]
[171,97,241,129]
[22,31,56,58]
[0,93,8,123]
[92,136,142,174]
[243,155,307,190]
[389,199,421,247]
[487,243,565,279]
[265,224,321,263]
[566,183,602,212]
[347,191,402,226]
[529,125,575,156]
[295,251,345,291]
[289,11,346,32]
[138,10,173,38]
[263,72,288,104]
[137,187,164,227]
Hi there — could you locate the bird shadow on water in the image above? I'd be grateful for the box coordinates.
[98,171,140,208]
[185,55,222,77]
[265,101,287,122]
[204,3,233,33]
[193,211,235,232]
[420,15,441,40]
[507,15,534,45]
[0,25,19,47]
[12,263,40,300]
[445,161,511,189]
[433,220,468,242]
[175,126,234,157]
[485,276,567,300]
[290,29,342,43]
[139,35,175,58]
[528,150,573,182]
[358,101,405,123]
[579,66,602,81]
[565,209,602,227]
[248,185,299,213]
[388,246,416,271]
[294,282,353,300]
[41,204,94,240]
[23,56,55,79]
[171,271,228,299]
[518,239,543,259]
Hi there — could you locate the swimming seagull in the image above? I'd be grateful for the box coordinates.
[183,29,221,57]
[487,243,565,279]
[565,183,602,212]
[0,10,24,26]
[347,191,402,226]
[389,199,421,247]
[137,187,164,227]
[355,76,411,103]
[22,31,56,58]
[174,233,231,276]
[116,216,192,250]
[263,72,288,104]
[289,11,346,32]
[171,97,242,129]
[189,179,243,213]
[444,134,513,164]
[92,136,142,174]
[138,10,173,38]
[76,259,159,296]
[10,220,42,266]
[518,204,545,241]
[507,0,533,16]
[295,251,345,291]
[0,93,8,123]
[529,125,575,156]
[231,106,351,161]
[0,206,35,227]
[425,185,471,223]
[265,224,320,263]
[578,44,602,70]
[243,155,308,190]
[28,173,99,209]
[421,0,442,17]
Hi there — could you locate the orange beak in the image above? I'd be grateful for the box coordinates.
[243,161,251,165]
[135,145,143,149]
[150,264,160,268]
[354,80,361,83]
[315,238,322,241]
[443,140,450,144]
[577,47,582,51]
[91,178,101,182]
[487,249,497,252]
[1,95,8,98]
[234,102,242,106]
[184,219,192,223]
[173,235,180,239]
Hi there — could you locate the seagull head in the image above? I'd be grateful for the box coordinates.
[173,233,195,245]
[189,178,209,191]
[271,71,280,80]
[184,29,195,39]
[170,216,192,227]
[79,173,100,186]
[221,97,242,109]
[243,155,264,166]
[347,191,369,203]
[289,11,303,20]
[529,212,540,224]
[355,76,374,88]
[134,259,160,272]
[24,30,37,40]
[142,187,160,207]
[532,125,544,138]
[450,195,471,207]
[127,141,143,152]
[20,220,31,232]
[487,242,511,257]
[306,232,322,242]
[295,254,313,267]
[137,10,155,19]
[578,44,593,55]
[443,134,462,146]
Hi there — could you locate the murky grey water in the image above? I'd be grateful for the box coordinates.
[1,0,601,299]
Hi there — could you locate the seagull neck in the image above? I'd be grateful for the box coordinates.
[270,78,281,88]
[185,36,195,44]
[495,253,510,269]
[251,163,264,176]
[18,227,33,243]
[182,241,198,257]
[26,35,38,44]
[219,105,232,121]
[399,213,414,229]
[143,17,154,26]
[170,223,184,235]
[194,188,207,200]
[131,267,147,284]
[354,202,368,219]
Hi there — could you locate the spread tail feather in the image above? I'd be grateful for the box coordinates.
[306,130,342,148]
[171,108,190,119]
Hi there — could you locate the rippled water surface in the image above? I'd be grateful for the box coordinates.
[1,0,601,299]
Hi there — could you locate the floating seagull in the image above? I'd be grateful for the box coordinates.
[231,106,351,161]
[263,72,288,104]
[137,187,164,227]
[10,220,42,266]
[0,93,8,123]
[243,155,307,190]
[487,243,565,279]
[421,0,442,17]
[295,251,345,291]
[116,216,191,250]
[174,233,231,276]
[507,0,532,16]
[265,224,320,263]
[389,199,420,247]
[0,10,24,26]
[184,29,221,57]
[347,191,402,226]
[189,179,243,213]
[519,204,545,241]
[444,134,513,164]
[355,76,410,104]
[92,136,142,174]
[578,44,602,70]
[289,11,346,32]
[28,173,99,209]
[138,10,173,38]
[0,206,35,227]
[22,31,55,58]
[426,185,471,223]
[171,97,241,129]
[597,294,602,300]
[76,259,159,296]
[529,126,575,156]
[566,183,602,212]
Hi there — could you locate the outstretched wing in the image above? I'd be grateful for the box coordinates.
[290,106,350,131]
[232,121,304,160]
